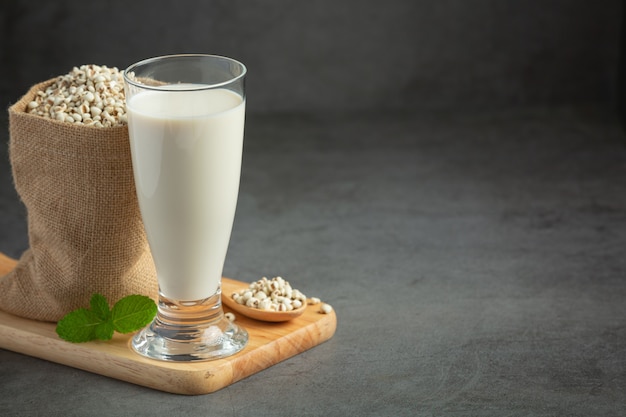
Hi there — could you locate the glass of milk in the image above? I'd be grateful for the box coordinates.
[123,54,248,361]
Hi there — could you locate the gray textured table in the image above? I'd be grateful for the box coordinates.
[1,106,625,416]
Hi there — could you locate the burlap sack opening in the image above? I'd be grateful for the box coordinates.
[0,78,158,322]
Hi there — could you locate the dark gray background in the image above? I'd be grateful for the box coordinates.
[0,0,622,114]
[1,1,626,416]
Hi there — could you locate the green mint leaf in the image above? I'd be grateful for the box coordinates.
[90,293,111,321]
[111,294,157,334]
[94,320,115,341]
[55,294,156,343]
[56,308,102,343]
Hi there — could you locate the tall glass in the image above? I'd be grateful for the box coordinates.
[123,54,248,361]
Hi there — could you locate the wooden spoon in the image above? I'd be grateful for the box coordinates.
[221,277,307,322]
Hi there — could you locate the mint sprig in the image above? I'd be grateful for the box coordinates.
[56,294,157,343]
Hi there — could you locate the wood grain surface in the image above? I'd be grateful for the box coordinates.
[0,253,336,395]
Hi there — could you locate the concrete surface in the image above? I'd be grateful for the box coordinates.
[1,105,626,416]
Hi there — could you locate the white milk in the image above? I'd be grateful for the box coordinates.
[126,87,245,301]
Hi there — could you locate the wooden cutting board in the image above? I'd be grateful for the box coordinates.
[0,252,336,395]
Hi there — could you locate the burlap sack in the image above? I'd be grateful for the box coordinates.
[0,79,158,322]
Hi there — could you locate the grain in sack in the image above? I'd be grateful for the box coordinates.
[0,65,158,322]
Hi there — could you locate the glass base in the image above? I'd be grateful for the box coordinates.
[131,291,248,362]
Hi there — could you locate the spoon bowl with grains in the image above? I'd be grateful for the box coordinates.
[221,276,315,322]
